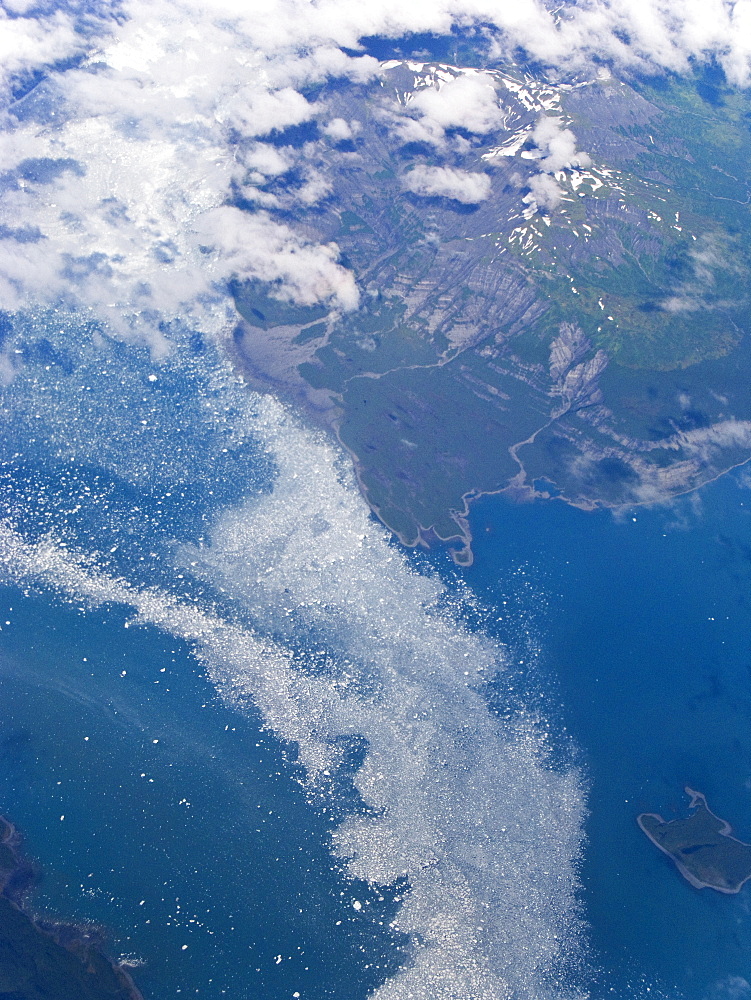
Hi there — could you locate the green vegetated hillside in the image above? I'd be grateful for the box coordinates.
[232,63,751,560]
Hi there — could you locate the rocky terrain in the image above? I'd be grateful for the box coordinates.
[232,58,751,560]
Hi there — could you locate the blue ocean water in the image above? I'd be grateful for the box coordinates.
[0,585,404,1000]
[3,461,750,998]
[466,475,751,999]
[0,315,749,1000]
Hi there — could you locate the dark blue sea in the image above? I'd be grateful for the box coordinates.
[467,476,751,999]
[1,324,750,999]
[0,587,404,1000]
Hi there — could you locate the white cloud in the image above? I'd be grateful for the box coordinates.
[524,171,565,209]
[402,164,492,203]
[1,0,750,359]
[0,5,372,355]
[0,7,82,99]
[323,117,358,141]
[523,115,591,211]
[196,207,358,310]
[483,0,751,86]
[242,144,291,177]
[4,0,751,108]
[295,171,333,206]
[1,0,41,11]
[218,86,317,137]
[531,116,591,173]
[404,72,503,144]
[711,977,751,1000]
[661,235,738,312]
[1,1,750,994]
[674,418,751,463]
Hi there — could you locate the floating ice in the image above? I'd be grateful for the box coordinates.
[0,2,589,993]
[0,389,587,1000]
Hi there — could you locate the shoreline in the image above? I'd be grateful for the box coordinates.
[230,321,751,567]
[637,787,751,895]
[0,814,145,1000]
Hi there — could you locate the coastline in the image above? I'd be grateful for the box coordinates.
[0,815,145,1000]
[637,787,751,895]
[229,317,751,567]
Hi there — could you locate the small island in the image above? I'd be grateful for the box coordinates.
[0,814,144,1000]
[638,787,751,894]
